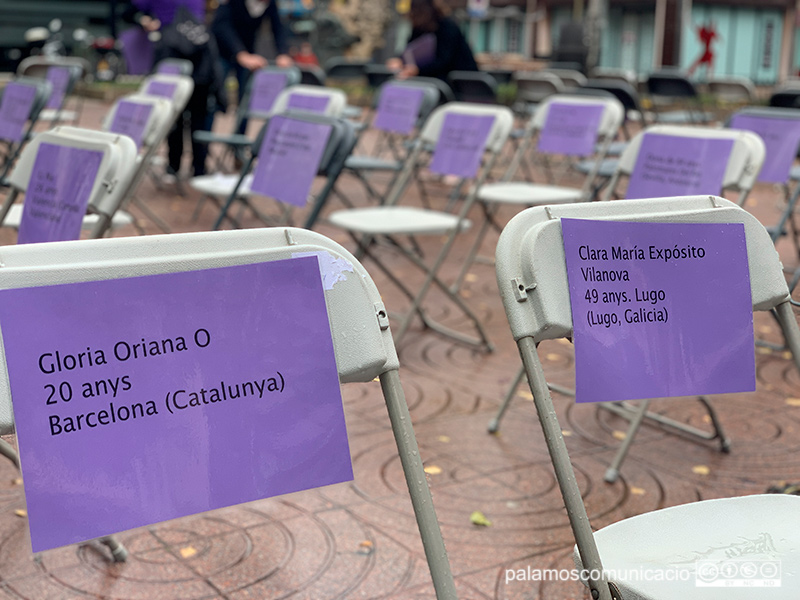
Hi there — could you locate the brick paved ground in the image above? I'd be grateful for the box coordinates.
[0,96,796,599]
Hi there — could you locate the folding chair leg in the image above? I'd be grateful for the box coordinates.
[379,369,457,600]
[517,336,615,600]
[488,364,526,433]
[600,394,730,483]
[775,300,800,375]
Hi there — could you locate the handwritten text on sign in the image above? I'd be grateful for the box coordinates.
[0,82,37,144]
[561,219,755,403]
[373,85,425,135]
[250,116,332,206]
[537,102,604,156]
[729,113,800,183]
[625,134,734,199]
[109,100,153,149]
[0,256,353,552]
[17,143,103,244]
[429,112,494,178]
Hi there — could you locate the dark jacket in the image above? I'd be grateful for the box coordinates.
[407,17,478,80]
[211,0,289,61]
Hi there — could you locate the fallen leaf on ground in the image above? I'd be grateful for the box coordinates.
[630,487,646,495]
[786,398,800,407]
[13,509,26,518]
[470,511,492,527]
[179,546,197,559]
[612,430,627,441]
[437,435,450,443]
[516,390,533,400]
[692,465,711,476]
[424,465,442,475]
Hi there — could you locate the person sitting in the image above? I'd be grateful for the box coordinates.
[387,0,478,81]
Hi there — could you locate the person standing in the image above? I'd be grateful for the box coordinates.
[125,0,224,178]
[387,0,478,81]
[212,0,293,133]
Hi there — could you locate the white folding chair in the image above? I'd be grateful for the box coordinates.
[0,126,138,240]
[456,95,624,290]
[328,102,514,350]
[727,106,800,294]
[490,125,767,482]
[16,56,89,126]
[0,226,458,599]
[601,124,766,206]
[494,196,800,600]
[0,77,53,182]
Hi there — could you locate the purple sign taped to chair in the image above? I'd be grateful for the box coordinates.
[429,112,494,178]
[561,218,755,403]
[249,71,287,114]
[0,255,353,552]
[625,133,734,199]
[109,100,153,149]
[373,85,424,135]
[17,142,104,244]
[729,113,800,183]
[157,63,182,75]
[286,93,330,113]
[145,80,177,100]
[537,102,604,156]
[0,82,37,144]
[250,115,332,206]
[45,66,71,110]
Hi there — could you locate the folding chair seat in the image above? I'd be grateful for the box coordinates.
[0,126,138,242]
[490,125,766,482]
[189,110,356,230]
[0,226,458,597]
[0,77,53,182]
[646,70,714,124]
[339,79,440,208]
[494,196,800,600]
[447,71,499,104]
[327,102,514,349]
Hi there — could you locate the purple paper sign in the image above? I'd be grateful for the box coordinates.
[403,33,437,67]
[17,143,104,245]
[429,112,494,178]
[0,256,353,552]
[108,100,153,149]
[729,114,800,183]
[145,80,177,100]
[286,93,330,113]
[250,116,332,206]
[45,66,71,110]
[537,102,604,156]
[249,71,287,114]
[0,82,37,144]
[157,63,182,75]
[119,28,154,75]
[373,85,425,135]
[625,134,734,199]
[562,219,755,403]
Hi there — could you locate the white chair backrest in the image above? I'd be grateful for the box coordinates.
[419,102,514,154]
[612,124,765,194]
[101,93,174,150]
[7,126,138,220]
[709,76,756,103]
[138,74,195,116]
[16,55,91,81]
[526,94,625,145]
[495,196,789,345]
[270,85,347,118]
[0,227,399,429]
